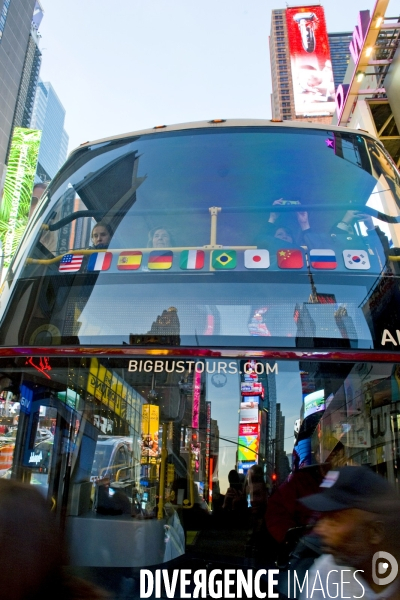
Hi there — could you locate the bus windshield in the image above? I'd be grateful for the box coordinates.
[2,125,400,349]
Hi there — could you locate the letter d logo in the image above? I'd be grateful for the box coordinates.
[372,551,398,585]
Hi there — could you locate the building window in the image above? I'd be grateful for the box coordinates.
[282,109,291,114]
[0,0,11,41]
[282,103,291,107]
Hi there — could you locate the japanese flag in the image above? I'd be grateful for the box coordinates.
[244,249,270,269]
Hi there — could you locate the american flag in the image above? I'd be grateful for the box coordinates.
[59,254,84,272]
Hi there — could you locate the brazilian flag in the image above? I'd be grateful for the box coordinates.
[212,250,237,269]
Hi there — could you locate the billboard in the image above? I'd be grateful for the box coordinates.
[286,6,335,117]
[304,388,325,418]
[238,435,259,462]
[0,128,41,268]
[239,401,259,424]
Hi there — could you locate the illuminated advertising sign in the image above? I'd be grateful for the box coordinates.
[304,388,325,418]
[239,401,259,424]
[0,127,41,267]
[241,382,263,396]
[238,435,259,462]
[87,357,134,419]
[239,423,259,437]
[192,369,201,429]
[237,461,257,475]
[141,404,159,461]
[286,6,335,117]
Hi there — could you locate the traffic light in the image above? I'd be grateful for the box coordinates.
[271,472,278,484]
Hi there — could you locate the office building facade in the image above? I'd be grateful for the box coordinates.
[30,80,69,183]
[11,2,43,133]
[328,31,352,90]
[0,0,37,187]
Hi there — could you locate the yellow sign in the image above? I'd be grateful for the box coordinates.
[87,358,131,420]
[141,404,159,435]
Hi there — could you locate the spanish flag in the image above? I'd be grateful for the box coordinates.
[148,250,173,270]
[117,251,142,270]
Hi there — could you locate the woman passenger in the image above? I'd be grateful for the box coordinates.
[147,227,173,248]
[91,222,113,249]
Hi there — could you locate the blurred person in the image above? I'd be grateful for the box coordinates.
[147,227,173,248]
[91,222,113,249]
[0,479,110,599]
[266,442,346,555]
[265,200,298,245]
[299,466,400,600]
[247,464,267,517]
[246,465,268,557]
[223,469,247,513]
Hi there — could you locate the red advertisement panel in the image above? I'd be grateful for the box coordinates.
[239,423,259,436]
[285,6,335,117]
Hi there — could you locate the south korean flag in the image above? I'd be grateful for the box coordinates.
[343,250,371,270]
[244,249,270,269]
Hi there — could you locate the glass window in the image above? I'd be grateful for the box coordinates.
[2,127,400,351]
[1,354,400,585]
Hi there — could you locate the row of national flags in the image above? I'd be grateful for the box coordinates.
[58,248,372,273]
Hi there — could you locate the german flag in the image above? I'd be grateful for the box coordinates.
[117,251,142,270]
[148,250,173,270]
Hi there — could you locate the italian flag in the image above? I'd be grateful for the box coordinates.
[180,250,205,270]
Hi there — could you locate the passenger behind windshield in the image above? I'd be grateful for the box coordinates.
[264,199,307,247]
[147,227,174,248]
[265,200,389,263]
[91,222,113,249]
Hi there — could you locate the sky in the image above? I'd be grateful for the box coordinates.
[37,0,397,154]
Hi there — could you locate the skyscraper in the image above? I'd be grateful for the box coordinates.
[328,32,352,90]
[30,80,69,183]
[270,6,335,124]
[270,9,294,121]
[10,2,43,133]
[0,0,37,186]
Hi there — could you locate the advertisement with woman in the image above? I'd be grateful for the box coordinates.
[286,5,335,118]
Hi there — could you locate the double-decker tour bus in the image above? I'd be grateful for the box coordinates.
[0,119,400,595]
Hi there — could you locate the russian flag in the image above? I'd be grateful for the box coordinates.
[310,249,337,269]
[87,252,113,271]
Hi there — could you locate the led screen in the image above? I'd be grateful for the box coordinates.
[286,6,335,117]
[304,388,325,418]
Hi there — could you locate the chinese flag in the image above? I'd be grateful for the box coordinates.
[277,249,304,269]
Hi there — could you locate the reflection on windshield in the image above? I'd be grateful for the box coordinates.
[1,356,400,572]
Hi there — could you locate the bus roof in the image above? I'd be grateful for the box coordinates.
[70,118,378,159]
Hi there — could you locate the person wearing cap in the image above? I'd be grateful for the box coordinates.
[298,466,400,600]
